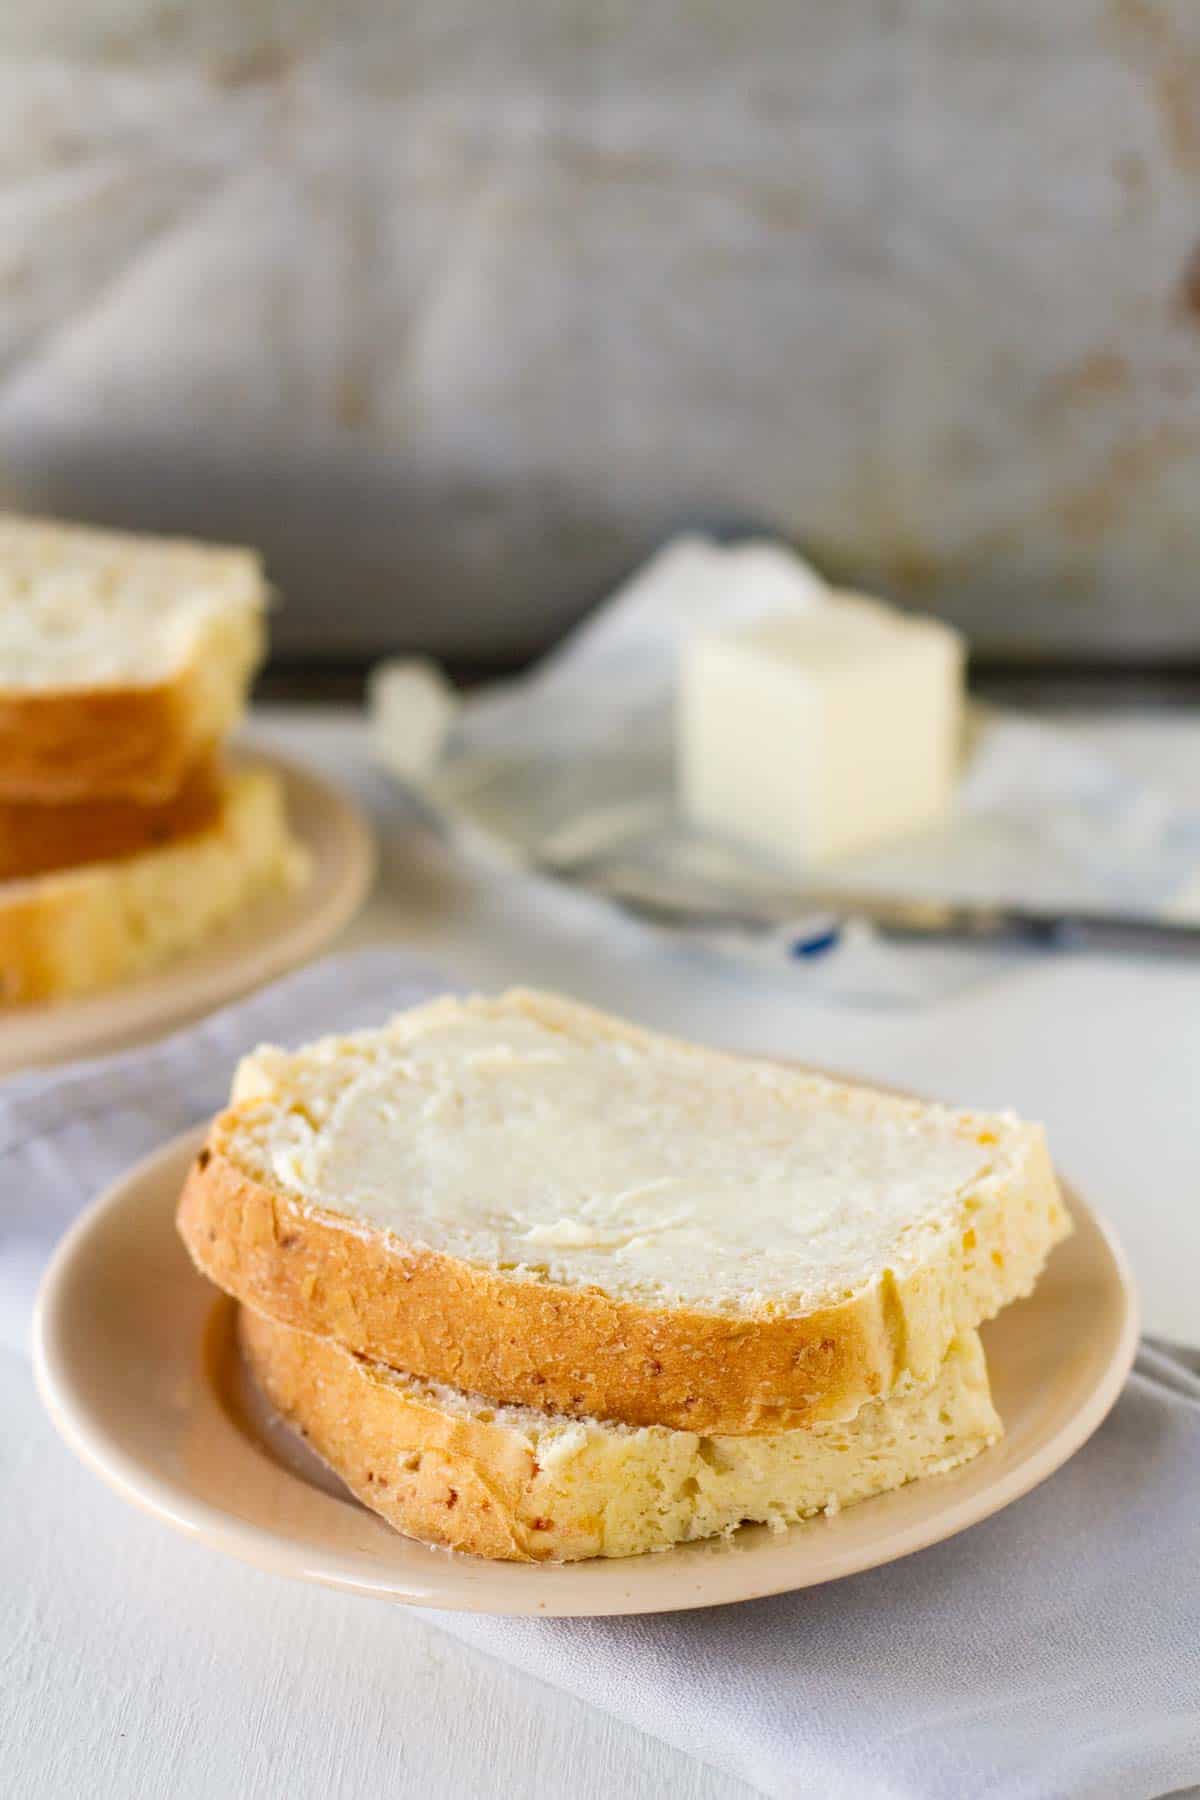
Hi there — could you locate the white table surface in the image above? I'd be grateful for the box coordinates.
[7,705,1200,1800]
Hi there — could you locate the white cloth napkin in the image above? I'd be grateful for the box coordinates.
[0,949,451,1354]
[440,1343,1200,1800]
[6,949,1199,1799]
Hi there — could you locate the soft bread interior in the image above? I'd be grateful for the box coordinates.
[239,1309,1002,1563]
[0,514,264,691]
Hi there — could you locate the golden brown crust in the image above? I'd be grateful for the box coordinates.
[237,1308,1003,1563]
[0,752,223,880]
[0,681,208,803]
[0,767,302,1005]
[179,1126,1070,1436]
[238,1305,541,1560]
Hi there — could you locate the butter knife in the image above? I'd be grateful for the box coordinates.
[575,868,1200,958]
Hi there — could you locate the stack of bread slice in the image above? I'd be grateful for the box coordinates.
[0,516,307,1005]
[179,990,1072,1562]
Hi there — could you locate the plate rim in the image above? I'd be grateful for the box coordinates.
[33,1119,1140,1617]
[0,742,376,1073]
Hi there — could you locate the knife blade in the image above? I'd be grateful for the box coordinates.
[573,866,1200,957]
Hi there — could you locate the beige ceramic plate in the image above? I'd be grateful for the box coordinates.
[0,746,375,1074]
[33,1123,1138,1616]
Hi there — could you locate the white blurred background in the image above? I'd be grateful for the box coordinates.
[1,1,1199,666]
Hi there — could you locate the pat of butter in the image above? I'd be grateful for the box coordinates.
[678,594,964,865]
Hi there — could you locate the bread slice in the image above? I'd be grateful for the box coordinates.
[0,752,222,882]
[0,515,266,802]
[178,990,1070,1435]
[0,766,306,1005]
[239,1308,1001,1562]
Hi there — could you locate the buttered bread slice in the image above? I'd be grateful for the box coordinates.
[239,1309,1001,1562]
[178,990,1071,1434]
[0,515,266,802]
